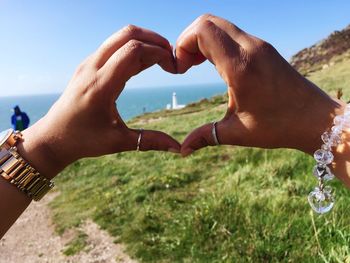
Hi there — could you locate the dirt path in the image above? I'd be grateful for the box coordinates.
[0,193,137,263]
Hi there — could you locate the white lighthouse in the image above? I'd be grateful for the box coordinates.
[172,92,178,109]
[171,92,185,110]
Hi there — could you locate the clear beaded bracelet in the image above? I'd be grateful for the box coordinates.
[308,104,350,214]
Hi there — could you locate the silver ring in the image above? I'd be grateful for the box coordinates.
[136,129,143,151]
[212,122,220,145]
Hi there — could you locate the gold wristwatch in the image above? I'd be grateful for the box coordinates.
[0,129,54,201]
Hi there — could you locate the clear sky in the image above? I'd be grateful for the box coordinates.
[0,0,349,97]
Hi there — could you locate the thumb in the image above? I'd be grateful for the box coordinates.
[129,128,181,153]
[181,117,241,157]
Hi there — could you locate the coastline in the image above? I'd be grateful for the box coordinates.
[0,84,226,132]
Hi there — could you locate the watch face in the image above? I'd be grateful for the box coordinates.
[0,129,13,147]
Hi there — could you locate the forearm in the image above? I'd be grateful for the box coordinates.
[0,119,64,238]
[0,179,32,238]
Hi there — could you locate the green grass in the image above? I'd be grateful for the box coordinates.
[309,54,350,100]
[51,58,350,262]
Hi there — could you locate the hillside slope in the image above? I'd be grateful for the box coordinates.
[309,56,350,100]
[290,24,350,75]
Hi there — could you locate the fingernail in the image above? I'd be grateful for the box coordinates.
[168,147,180,154]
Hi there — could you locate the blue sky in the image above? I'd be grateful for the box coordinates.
[0,0,349,97]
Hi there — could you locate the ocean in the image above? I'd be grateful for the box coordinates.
[0,83,226,132]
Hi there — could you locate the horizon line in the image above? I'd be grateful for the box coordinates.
[0,82,226,98]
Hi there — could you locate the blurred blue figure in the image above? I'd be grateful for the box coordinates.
[11,105,30,131]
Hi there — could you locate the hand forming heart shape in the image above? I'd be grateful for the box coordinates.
[22,14,343,180]
[176,14,343,157]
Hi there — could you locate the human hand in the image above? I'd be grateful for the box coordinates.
[176,14,345,157]
[18,25,180,179]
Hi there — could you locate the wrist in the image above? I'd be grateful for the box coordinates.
[296,96,346,155]
[16,117,72,180]
[297,94,350,188]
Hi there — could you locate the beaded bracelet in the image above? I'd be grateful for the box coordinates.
[308,104,350,214]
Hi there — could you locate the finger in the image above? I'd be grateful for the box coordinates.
[181,117,241,157]
[94,25,172,68]
[175,17,241,74]
[206,15,255,48]
[99,40,176,98]
[128,128,181,153]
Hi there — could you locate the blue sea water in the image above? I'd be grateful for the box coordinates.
[0,84,226,131]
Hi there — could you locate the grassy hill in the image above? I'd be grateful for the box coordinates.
[290,24,350,76]
[50,56,350,261]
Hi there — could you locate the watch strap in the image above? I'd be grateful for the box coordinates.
[0,147,54,201]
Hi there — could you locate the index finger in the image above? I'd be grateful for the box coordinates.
[99,40,176,99]
[175,15,242,74]
[95,25,172,68]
